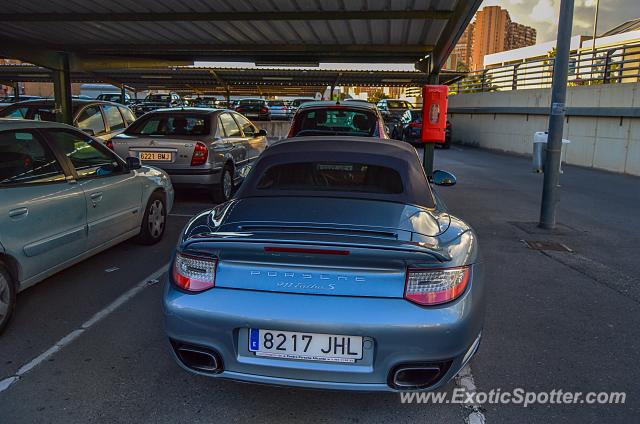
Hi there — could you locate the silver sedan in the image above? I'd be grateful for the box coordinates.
[112,108,267,201]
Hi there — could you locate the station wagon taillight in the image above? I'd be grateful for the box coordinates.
[172,252,217,292]
[404,266,470,306]
[191,142,208,166]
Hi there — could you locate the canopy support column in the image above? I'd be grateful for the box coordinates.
[423,73,439,178]
[52,54,73,125]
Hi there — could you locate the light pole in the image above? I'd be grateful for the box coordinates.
[539,0,575,229]
[590,0,600,81]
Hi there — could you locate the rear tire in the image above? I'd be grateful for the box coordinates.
[211,165,234,203]
[135,191,167,245]
[0,265,16,334]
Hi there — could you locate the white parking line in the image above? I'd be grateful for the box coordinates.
[456,365,486,424]
[0,264,169,394]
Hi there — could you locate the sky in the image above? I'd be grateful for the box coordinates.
[481,0,639,42]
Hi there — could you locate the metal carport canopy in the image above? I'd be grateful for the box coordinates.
[0,64,465,94]
[0,0,482,74]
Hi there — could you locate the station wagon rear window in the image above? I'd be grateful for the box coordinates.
[126,114,210,136]
[146,94,171,102]
[290,108,378,137]
[256,162,403,194]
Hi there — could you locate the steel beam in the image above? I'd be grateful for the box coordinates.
[73,44,433,55]
[52,54,73,125]
[0,10,453,22]
[429,0,483,74]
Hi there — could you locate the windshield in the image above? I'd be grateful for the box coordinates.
[146,94,171,102]
[126,113,210,136]
[268,101,286,106]
[257,162,403,194]
[0,105,58,121]
[387,100,414,109]
[290,108,379,137]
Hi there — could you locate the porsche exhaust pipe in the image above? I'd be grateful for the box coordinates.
[389,361,451,389]
[174,344,222,373]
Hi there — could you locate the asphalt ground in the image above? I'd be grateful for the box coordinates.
[1,145,638,423]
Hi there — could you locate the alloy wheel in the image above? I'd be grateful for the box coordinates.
[0,273,9,321]
[223,169,233,200]
[148,199,165,239]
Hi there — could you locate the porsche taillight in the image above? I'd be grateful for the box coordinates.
[404,266,470,305]
[172,252,217,292]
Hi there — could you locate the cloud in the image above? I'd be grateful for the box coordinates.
[530,0,559,23]
[479,0,639,42]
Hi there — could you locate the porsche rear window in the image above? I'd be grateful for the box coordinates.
[256,162,403,194]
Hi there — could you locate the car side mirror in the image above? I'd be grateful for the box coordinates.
[82,128,95,136]
[432,169,456,186]
[256,128,268,137]
[125,156,142,170]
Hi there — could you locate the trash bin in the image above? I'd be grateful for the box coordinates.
[533,131,571,173]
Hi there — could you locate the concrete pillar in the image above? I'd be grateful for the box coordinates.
[52,54,73,125]
[13,82,20,102]
[120,86,126,104]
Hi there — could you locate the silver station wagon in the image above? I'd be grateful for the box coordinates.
[112,108,267,202]
[0,119,174,333]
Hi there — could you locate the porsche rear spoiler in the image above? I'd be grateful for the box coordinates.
[182,231,451,262]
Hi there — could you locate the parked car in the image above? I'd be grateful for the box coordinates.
[111,108,267,202]
[397,109,452,149]
[0,119,174,333]
[191,96,218,108]
[343,98,374,105]
[287,101,387,138]
[1,96,43,112]
[235,98,270,121]
[289,98,315,113]
[376,99,414,117]
[96,92,131,104]
[215,100,232,109]
[132,93,183,117]
[267,100,290,120]
[163,137,483,392]
[0,99,137,148]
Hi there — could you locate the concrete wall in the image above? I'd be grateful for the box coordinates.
[254,120,291,142]
[448,83,640,176]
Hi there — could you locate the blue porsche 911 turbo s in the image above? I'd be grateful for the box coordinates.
[163,137,484,392]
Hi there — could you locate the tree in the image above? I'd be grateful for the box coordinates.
[368,89,389,104]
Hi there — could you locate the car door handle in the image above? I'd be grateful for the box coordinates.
[90,192,103,206]
[9,207,28,219]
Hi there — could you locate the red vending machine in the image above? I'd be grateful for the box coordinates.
[421,85,448,143]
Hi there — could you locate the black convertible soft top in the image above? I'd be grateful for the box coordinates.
[235,137,435,209]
